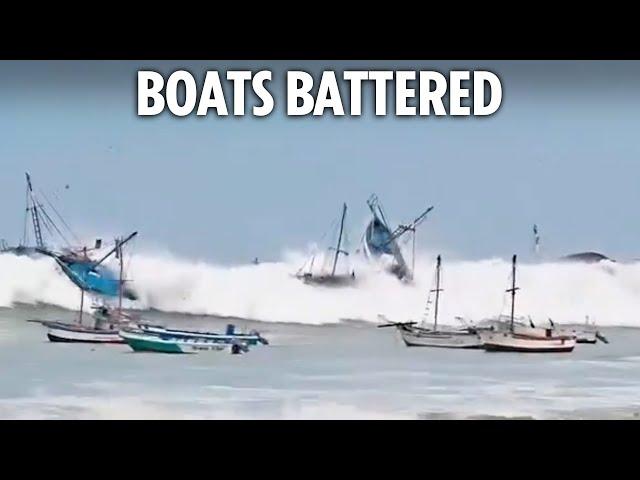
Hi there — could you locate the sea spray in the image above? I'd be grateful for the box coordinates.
[0,251,638,327]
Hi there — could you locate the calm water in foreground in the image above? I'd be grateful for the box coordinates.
[1,305,639,419]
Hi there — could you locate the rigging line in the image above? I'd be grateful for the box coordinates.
[38,204,72,247]
[37,206,62,244]
[38,189,81,245]
[38,211,56,238]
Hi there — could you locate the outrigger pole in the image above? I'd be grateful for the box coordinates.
[92,231,138,269]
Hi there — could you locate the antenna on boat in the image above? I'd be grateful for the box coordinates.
[506,254,519,332]
[431,255,443,331]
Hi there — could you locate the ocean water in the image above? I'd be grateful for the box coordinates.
[2,249,640,419]
[2,305,640,420]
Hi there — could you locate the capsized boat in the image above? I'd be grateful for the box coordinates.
[119,324,257,354]
[362,194,433,282]
[378,255,483,349]
[479,255,577,353]
[295,202,356,287]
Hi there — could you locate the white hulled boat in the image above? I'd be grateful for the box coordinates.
[479,255,576,353]
[379,255,483,349]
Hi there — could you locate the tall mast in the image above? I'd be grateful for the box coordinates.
[117,238,124,317]
[432,255,443,330]
[506,254,519,332]
[78,289,84,325]
[25,173,44,248]
[331,203,347,277]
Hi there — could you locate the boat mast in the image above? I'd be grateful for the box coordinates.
[432,255,443,330]
[117,238,124,317]
[506,254,519,332]
[25,173,44,249]
[331,203,347,277]
[78,289,84,325]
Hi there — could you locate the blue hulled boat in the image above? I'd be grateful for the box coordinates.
[362,194,433,281]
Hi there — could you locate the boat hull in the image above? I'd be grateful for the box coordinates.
[479,331,576,353]
[137,324,268,346]
[46,323,124,344]
[296,273,356,287]
[120,329,233,354]
[400,329,482,349]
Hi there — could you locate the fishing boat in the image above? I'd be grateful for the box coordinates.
[38,233,139,343]
[295,203,356,287]
[38,233,139,300]
[570,316,609,344]
[1,172,137,299]
[135,323,269,346]
[479,255,577,353]
[378,255,483,349]
[44,320,124,343]
[362,194,433,281]
[119,325,252,354]
[480,314,608,346]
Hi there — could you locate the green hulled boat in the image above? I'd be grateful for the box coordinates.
[119,328,247,354]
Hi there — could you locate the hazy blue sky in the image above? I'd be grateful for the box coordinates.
[1,61,639,263]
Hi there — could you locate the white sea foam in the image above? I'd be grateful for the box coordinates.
[1,249,638,326]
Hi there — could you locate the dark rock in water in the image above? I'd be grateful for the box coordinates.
[560,252,613,264]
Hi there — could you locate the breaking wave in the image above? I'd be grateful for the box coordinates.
[1,249,639,327]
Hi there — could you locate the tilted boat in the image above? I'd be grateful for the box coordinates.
[362,194,433,282]
[295,203,356,287]
[37,233,139,344]
[378,255,483,349]
[479,255,577,353]
[38,233,139,301]
[1,172,137,300]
